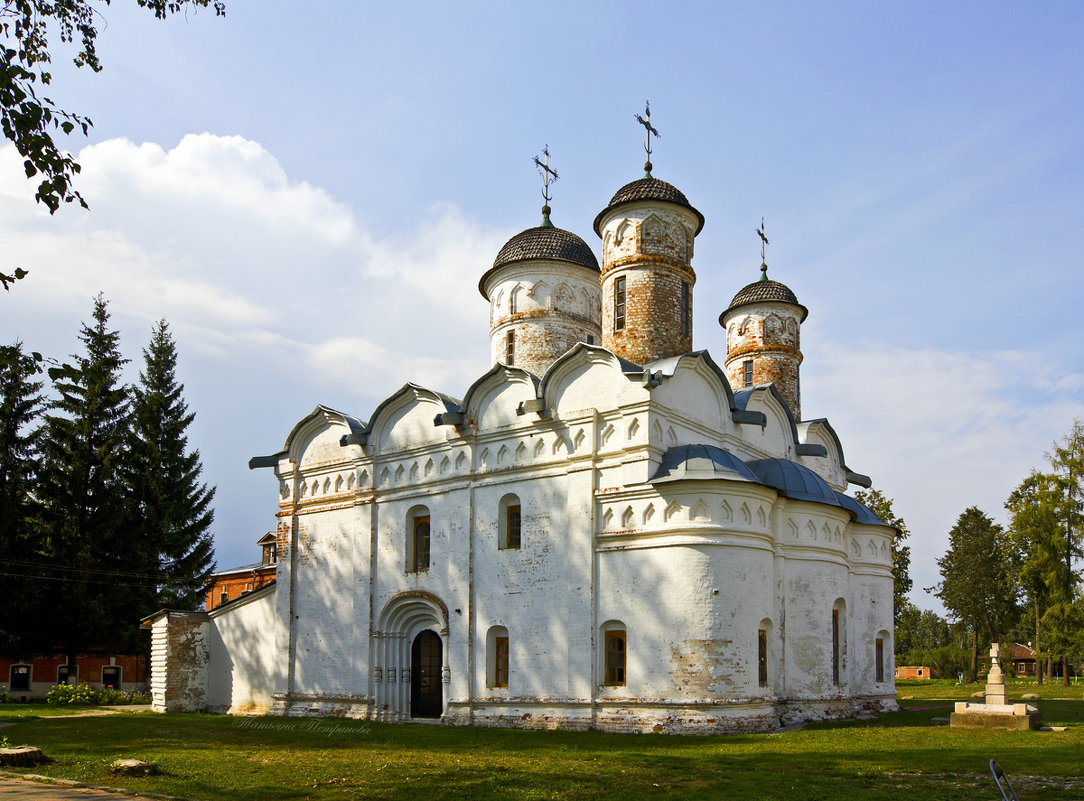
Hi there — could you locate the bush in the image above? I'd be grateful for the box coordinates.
[46,683,150,706]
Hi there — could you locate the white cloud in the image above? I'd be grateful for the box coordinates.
[804,343,1084,608]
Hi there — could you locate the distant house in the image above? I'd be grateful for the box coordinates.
[204,533,277,611]
[895,666,933,680]
[978,643,1036,678]
[1,654,147,701]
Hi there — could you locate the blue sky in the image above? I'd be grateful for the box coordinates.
[3,1,1083,612]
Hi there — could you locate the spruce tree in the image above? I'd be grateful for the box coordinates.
[0,343,46,655]
[128,320,215,611]
[37,294,134,663]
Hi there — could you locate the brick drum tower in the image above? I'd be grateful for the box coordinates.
[593,107,704,366]
[479,205,601,377]
[719,258,808,418]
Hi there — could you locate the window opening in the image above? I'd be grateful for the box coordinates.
[219,589,229,607]
[742,359,754,387]
[614,277,626,331]
[101,666,121,689]
[681,282,690,338]
[604,630,626,686]
[412,516,431,572]
[9,665,30,691]
[832,608,841,685]
[495,636,509,688]
[758,629,768,687]
[505,505,521,549]
[505,330,515,366]
[875,638,885,683]
[58,664,76,685]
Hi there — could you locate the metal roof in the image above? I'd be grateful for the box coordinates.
[834,492,886,526]
[745,457,841,507]
[593,176,705,235]
[723,277,808,322]
[650,444,761,484]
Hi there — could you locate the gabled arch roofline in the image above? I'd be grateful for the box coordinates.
[798,418,873,488]
[644,349,740,410]
[461,362,540,419]
[539,342,643,405]
[283,404,367,452]
[734,384,800,449]
[364,383,462,445]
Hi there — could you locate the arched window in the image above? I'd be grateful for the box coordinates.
[875,630,890,684]
[601,621,626,686]
[758,618,773,688]
[407,506,431,573]
[499,493,521,550]
[832,599,847,686]
[487,625,510,688]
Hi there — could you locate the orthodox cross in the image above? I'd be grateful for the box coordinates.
[756,217,770,278]
[635,101,659,176]
[533,145,559,223]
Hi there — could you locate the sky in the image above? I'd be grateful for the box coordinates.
[3,1,1084,614]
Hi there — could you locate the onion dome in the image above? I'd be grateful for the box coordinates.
[650,444,761,485]
[723,270,809,323]
[593,176,705,236]
[479,221,599,300]
[745,458,841,507]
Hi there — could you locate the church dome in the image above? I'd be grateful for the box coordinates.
[593,176,705,236]
[724,277,809,322]
[745,458,841,508]
[650,444,761,485]
[479,224,599,299]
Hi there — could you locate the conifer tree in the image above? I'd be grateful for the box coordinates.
[0,343,46,655]
[933,507,1019,681]
[128,320,215,611]
[854,488,912,623]
[37,295,134,663]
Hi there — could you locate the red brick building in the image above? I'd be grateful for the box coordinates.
[204,532,277,611]
[1,654,147,701]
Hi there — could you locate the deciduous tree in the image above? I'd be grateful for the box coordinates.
[854,487,912,622]
[0,0,225,289]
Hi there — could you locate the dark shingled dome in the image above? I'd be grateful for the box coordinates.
[593,176,705,236]
[723,277,809,322]
[479,224,599,299]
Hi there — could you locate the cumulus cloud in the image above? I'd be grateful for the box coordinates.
[803,343,1084,604]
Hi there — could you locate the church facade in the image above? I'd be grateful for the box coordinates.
[143,158,897,734]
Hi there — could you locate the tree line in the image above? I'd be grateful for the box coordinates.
[0,294,215,669]
[901,423,1084,684]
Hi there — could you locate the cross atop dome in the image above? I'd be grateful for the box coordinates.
[635,101,659,177]
[756,217,770,280]
[533,145,559,227]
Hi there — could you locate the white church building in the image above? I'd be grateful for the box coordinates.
[143,147,897,733]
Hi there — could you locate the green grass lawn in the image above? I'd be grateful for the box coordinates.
[1,684,1081,801]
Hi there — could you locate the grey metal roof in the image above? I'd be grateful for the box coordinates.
[745,457,841,507]
[479,225,599,299]
[593,176,705,235]
[834,492,886,526]
[650,444,761,484]
[723,277,808,322]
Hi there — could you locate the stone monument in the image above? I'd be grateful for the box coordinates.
[950,642,1041,730]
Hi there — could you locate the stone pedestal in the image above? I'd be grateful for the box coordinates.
[950,702,1040,729]
[985,642,1008,705]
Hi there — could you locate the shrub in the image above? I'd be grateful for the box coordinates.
[46,683,151,706]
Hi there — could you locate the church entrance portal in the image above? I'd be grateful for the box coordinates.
[410,630,442,718]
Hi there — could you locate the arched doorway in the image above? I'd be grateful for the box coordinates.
[410,630,443,718]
